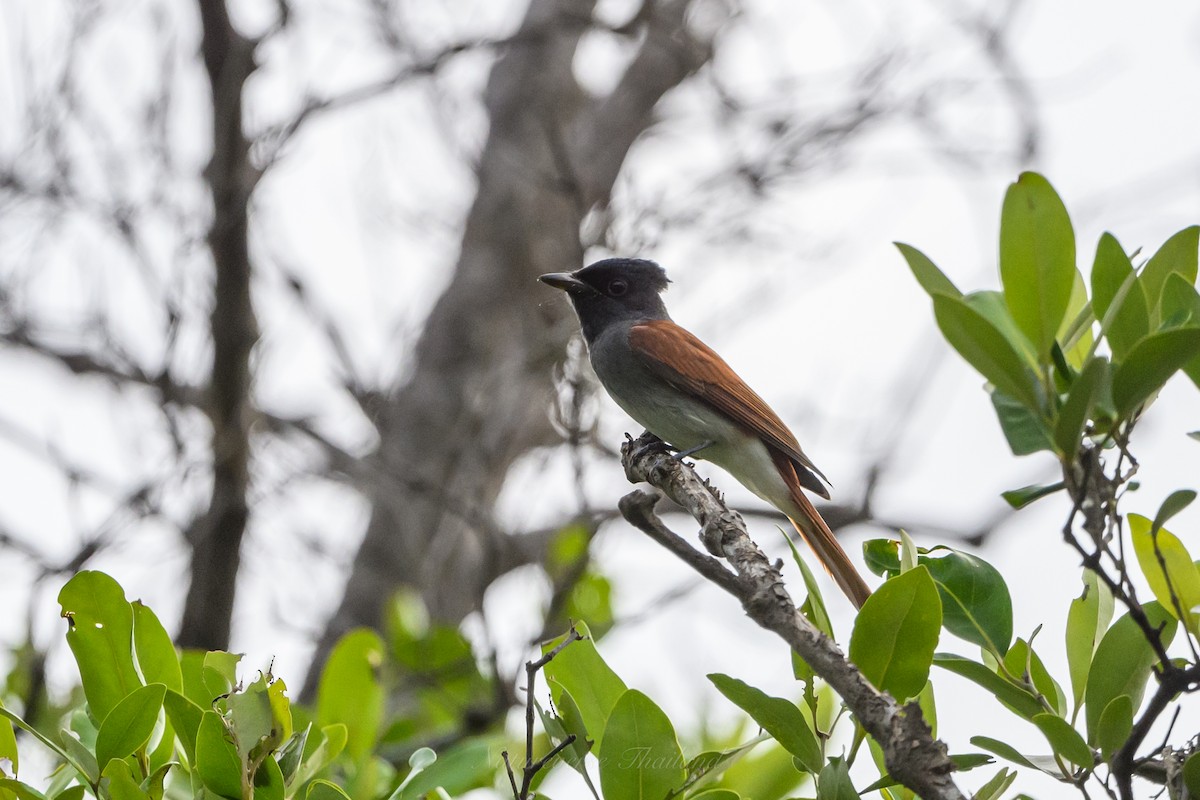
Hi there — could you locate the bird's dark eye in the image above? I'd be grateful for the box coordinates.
[608,279,628,296]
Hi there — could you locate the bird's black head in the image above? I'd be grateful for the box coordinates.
[540,258,671,343]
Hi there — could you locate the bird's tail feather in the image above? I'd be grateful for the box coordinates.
[772,452,871,609]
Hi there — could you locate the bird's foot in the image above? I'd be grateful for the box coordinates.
[624,431,672,464]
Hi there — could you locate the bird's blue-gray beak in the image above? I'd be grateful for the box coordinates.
[538,272,593,295]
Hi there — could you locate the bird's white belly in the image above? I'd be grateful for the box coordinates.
[605,381,796,514]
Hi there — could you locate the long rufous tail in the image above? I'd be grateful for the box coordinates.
[773,453,872,609]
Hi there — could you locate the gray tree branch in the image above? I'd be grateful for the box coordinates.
[618,433,964,800]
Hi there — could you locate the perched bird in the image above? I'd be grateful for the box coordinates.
[540,258,871,608]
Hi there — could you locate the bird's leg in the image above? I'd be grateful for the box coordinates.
[673,440,714,461]
[625,431,672,463]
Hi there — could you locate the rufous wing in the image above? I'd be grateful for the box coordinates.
[629,319,830,498]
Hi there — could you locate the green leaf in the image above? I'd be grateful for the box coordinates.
[394,736,499,799]
[990,390,1055,456]
[100,760,150,800]
[689,791,741,800]
[58,731,98,785]
[306,780,351,800]
[934,294,1041,410]
[1001,482,1065,510]
[1065,572,1113,714]
[896,242,960,298]
[1183,751,1200,798]
[195,711,243,800]
[1141,225,1199,322]
[316,629,384,763]
[58,572,142,720]
[857,544,1009,657]
[226,672,292,770]
[1153,490,1197,532]
[1111,328,1200,416]
[0,780,46,800]
[0,715,15,778]
[253,753,285,800]
[534,692,594,791]
[0,708,87,785]
[1054,357,1109,456]
[542,624,627,752]
[782,530,833,638]
[816,757,857,800]
[966,290,1039,365]
[275,725,309,786]
[707,674,822,773]
[964,738,1041,767]
[1095,695,1133,761]
[974,767,1017,800]
[1058,270,1094,368]
[1091,233,1150,359]
[162,690,203,764]
[933,654,1043,719]
[1000,172,1076,358]
[1084,603,1176,744]
[289,724,346,788]
[1129,514,1200,632]
[96,682,166,770]
[1003,639,1065,717]
[848,566,941,701]
[598,691,685,800]
[129,603,181,695]
[202,652,242,701]
[1031,714,1092,767]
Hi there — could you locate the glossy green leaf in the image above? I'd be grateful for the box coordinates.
[933,294,1041,410]
[195,711,243,800]
[1053,357,1108,456]
[306,780,350,800]
[1000,172,1076,358]
[1111,328,1200,416]
[896,242,960,298]
[1001,482,1065,509]
[1129,514,1200,631]
[689,791,741,800]
[1065,572,1113,713]
[316,629,384,763]
[96,683,166,770]
[598,691,685,800]
[708,674,822,772]
[1096,695,1133,762]
[535,691,594,790]
[226,672,292,769]
[0,707,88,785]
[58,572,142,721]
[162,690,203,764]
[816,757,857,800]
[858,544,1009,657]
[1091,233,1150,359]
[275,725,309,786]
[1141,225,1199,321]
[933,654,1043,719]
[101,760,149,800]
[542,624,626,752]
[676,739,764,799]
[1084,603,1176,744]
[55,786,87,800]
[0,779,47,800]
[1031,714,1092,767]
[1161,273,1200,387]
[130,603,181,694]
[849,566,941,701]
[990,390,1055,455]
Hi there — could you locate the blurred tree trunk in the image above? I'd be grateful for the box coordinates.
[177,0,259,650]
[302,0,711,693]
